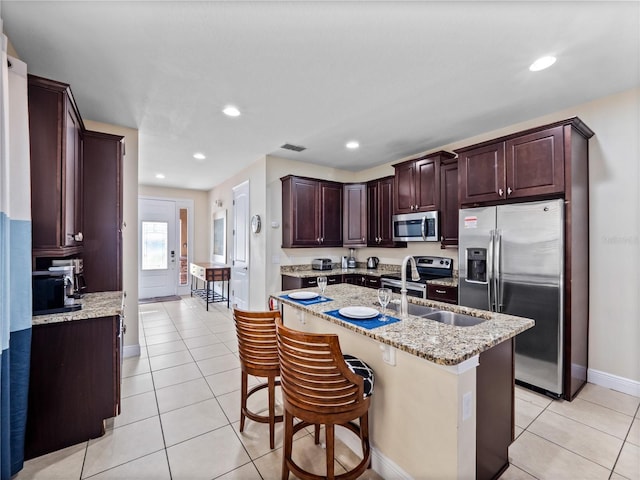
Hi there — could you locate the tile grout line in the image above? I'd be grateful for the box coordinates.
[518,388,637,478]
[140,302,174,480]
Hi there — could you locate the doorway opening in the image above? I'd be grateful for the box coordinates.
[138,196,194,299]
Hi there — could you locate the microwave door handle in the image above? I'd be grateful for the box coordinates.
[487,230,495,311]
[421,216,426,240]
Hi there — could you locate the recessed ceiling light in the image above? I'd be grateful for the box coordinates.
[223,105,241,117]
[155,173,165,179]
[193,152,206,160]
[529,56,556,72]
[346,141,360,149]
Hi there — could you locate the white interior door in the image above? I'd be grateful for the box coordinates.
[232,181,250,309]
[139,198,177,299]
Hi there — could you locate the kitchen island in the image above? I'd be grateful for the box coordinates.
[273,284,534,479]
[26,292,124,459]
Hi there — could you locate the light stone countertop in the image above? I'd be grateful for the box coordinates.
[32,291,124,326]
[273,283,533,366]
[281,266,458,287]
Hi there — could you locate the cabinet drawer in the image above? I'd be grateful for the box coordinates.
[365,276,381,288]
[427,284,458,304]
[190,263,205,279]
[326,275,342,285]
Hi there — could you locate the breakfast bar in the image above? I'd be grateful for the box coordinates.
[273,283,534,479]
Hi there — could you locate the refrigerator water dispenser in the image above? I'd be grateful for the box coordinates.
[466,248,487,283]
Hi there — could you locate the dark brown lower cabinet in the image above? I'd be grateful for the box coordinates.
[427,284,458,304]
[282,274,343,290]
[25,316,121,459]
[476,338,514,480]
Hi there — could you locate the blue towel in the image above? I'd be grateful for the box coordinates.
[280,295,333,306]
[324,309,401,329]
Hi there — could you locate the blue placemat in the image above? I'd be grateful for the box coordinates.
[324,309,400,329]
[280,295,333,306]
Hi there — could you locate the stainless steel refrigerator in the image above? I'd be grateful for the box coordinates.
[458,199,565,397]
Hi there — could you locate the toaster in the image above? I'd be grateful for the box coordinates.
[312,258,333,271]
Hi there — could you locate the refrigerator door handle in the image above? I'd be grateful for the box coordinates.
[487,230,495,311]
[496,229,504,313]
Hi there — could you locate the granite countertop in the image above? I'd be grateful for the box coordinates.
[273,284,533,366]
[32,291,124,326]
[281,265,458,287]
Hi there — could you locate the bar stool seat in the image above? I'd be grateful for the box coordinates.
[233,308,283,449]
[275,317,374,480]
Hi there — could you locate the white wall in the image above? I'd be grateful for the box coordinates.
[84,119,139,352]
[208,156,269,309]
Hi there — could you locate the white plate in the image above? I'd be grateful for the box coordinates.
[338,306,379,319]
[289,291,319,300]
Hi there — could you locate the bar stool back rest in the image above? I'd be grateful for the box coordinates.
[275,317,371,480]
[233,308,283,449]
[234,309,280,375]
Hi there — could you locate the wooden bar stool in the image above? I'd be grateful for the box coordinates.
[233,308,283,449]
[275,317,374,480]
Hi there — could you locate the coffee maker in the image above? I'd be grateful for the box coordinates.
[51,258,86,297]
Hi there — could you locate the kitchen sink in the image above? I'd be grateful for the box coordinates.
[385,302,440,316]
[422,311,486,327]
[385,302,486,327]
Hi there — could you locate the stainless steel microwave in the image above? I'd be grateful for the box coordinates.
[392,211,439,242]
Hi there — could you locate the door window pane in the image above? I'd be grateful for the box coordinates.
[142,221,168,270]
[179,208,188,285]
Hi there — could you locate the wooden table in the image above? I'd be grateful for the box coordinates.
[189,262,231,310]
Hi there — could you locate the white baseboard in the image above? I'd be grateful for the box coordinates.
[123,344,141,358]
[588,368,640,398]
[335,426,412,479]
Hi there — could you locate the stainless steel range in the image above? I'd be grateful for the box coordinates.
[381,255,453,298]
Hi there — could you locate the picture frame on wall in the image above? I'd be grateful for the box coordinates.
[212,209,226,264]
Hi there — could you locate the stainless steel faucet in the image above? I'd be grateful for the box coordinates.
[400,255,420,317]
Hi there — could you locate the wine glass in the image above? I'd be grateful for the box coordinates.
[377,288,392,321]
[317,276,327,299]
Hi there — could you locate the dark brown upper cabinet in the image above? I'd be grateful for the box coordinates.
[281,175,343,248]
[367,176,405,248]
[83,131,124,292]
[393,151,455,214]
[28,74,84,259]
[457,120,593,206]
[439,158,459,248]
[343,183,367,247]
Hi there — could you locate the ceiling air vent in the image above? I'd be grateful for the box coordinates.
[280,143,306,152]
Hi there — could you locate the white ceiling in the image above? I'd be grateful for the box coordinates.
[2,1,639,190]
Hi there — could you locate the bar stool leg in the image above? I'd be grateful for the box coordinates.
[268,376,276,449]
[239,371,248,432]
[326,423,335,479]
[282,411,294,480]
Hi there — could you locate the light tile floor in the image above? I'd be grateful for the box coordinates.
[15,296,640,479]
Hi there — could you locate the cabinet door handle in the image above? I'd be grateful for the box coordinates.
[498,188,504,196]
[507,187,513,196]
